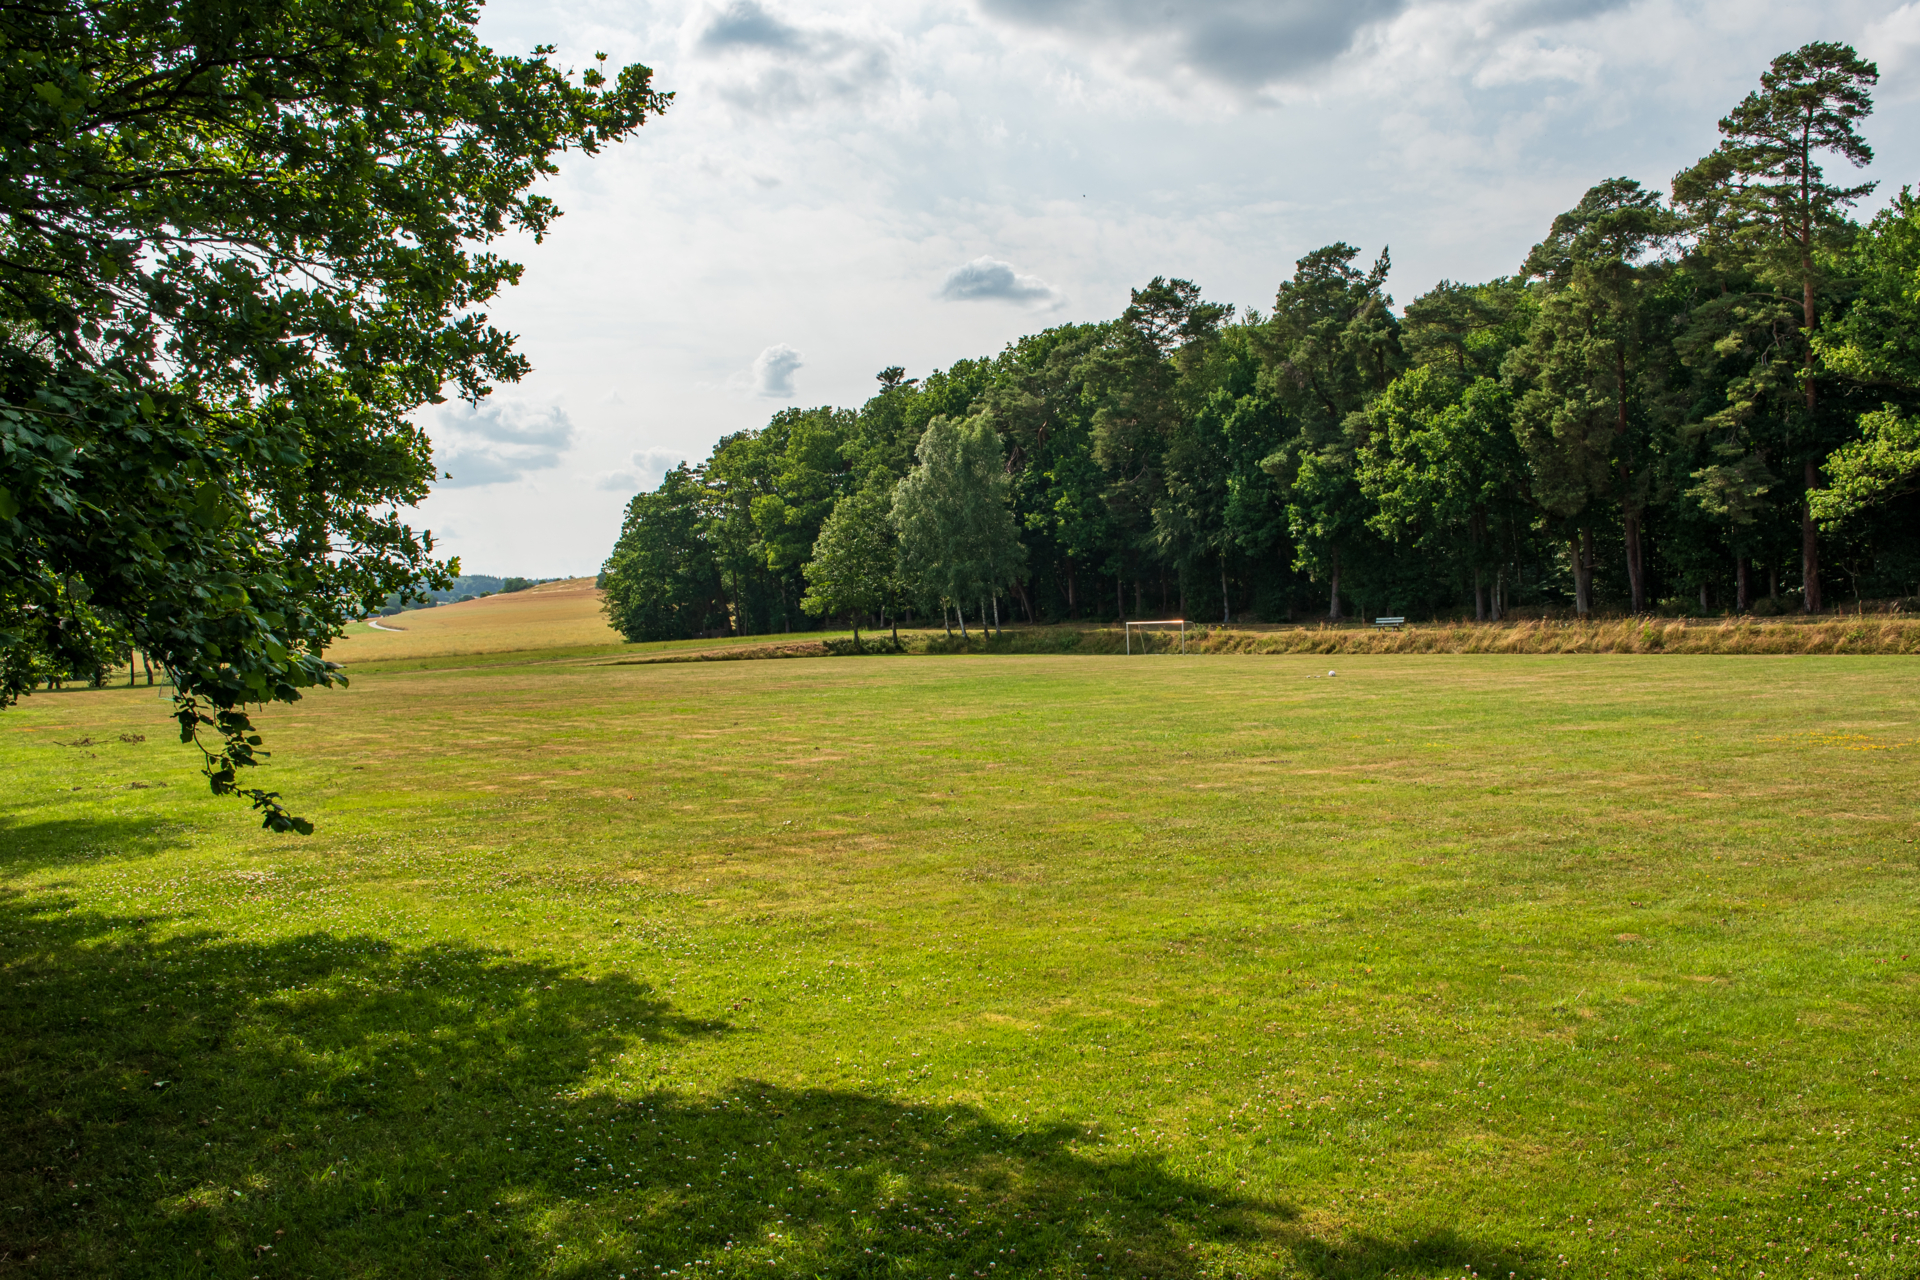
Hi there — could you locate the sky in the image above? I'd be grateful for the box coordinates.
[411,0,1920,577]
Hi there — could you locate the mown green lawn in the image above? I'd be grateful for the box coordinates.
[2,653,1917,1279]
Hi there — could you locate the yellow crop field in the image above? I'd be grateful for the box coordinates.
[327,577,623,662]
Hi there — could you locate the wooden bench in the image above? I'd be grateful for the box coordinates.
[1373,616,1406,630]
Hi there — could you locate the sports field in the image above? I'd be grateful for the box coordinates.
[3,640,1917,1278]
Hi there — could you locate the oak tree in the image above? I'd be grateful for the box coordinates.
[1,0,667,826]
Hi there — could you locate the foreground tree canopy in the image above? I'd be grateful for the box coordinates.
[1,0,667,826]
[603,42,1918,643]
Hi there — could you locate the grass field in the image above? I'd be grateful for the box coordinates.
[4,644,1918,1280]
[324,579,874,675]
[328,578,625,663]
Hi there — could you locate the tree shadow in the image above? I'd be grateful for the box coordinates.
[0,887,1537,1278]
[0,813,191,878]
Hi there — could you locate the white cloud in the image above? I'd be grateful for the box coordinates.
[1866,2,1920,98]
[748,343,804,397]
[938,256,1062,305]
[1472,36,1603,88]
[688,0,898,113]
[430,398,575,489]
[595,447,691,493]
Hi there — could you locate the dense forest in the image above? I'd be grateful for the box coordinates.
[601,43,1920,642]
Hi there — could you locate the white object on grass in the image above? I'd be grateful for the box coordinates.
[1125,619,1187,654]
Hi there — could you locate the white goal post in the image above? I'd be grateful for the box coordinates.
[1125,619,1187,654]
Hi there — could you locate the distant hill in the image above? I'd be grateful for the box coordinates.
[378,575,562,614]
[334,577,620,661]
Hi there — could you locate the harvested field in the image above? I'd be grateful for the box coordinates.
[326,577,624,661]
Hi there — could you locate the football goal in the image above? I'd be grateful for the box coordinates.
[1125,619,1187,654]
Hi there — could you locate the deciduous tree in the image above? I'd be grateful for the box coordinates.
[1,0,667,826]
[801,489,894,641]
[892,415,1024,637]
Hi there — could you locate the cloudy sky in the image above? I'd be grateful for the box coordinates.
[414,0,1920,577]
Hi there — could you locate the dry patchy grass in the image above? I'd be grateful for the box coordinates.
[906,614,1920,658]
[327,577,622,662]
[3,655,1918,1280]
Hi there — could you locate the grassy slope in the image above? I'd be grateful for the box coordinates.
[326,578,625,663]
[3,655,1918,1280]
[325,579,874,675]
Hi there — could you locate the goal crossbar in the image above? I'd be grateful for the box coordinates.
[1124,619,1187,654]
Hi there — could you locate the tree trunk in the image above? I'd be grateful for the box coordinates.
[1492,569,1503,622]
[1613,348,1646,614]
[944,603,953,638]
[1736,556,1750,612]
[1117,573,1125,622]
[992,594,1001,635]
[1219,555,1231,625]
[1699,584,1709,613]
[1327,546,1343,620]
[959,603,968,641]
[1572,530,1593,616]
[1769,566,1778,601]
[1474,567,1486,622]
[1623,504,1645,613]
[1802,459,1822,612]
[851,611,860,644]
[1066,561,1076,620]
[1803,248,1819,411]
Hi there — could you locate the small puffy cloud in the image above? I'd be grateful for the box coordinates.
[750,344,804,397]
[432,399,574,489]
[690,0,896,113]
[938,256,1061,305]
[595,448,689,493]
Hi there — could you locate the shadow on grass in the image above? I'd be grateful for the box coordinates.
[0,813,193,878]
[0,884,1538,1279]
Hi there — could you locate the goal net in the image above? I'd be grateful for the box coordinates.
[1124,619,1187,654]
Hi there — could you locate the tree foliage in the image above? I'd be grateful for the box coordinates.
[1,0,667,826]
[892,415,1025,630]
[600,464,724,643]
[801,487,893,640]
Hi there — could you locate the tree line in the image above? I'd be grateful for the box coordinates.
[602,42,1920,642]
